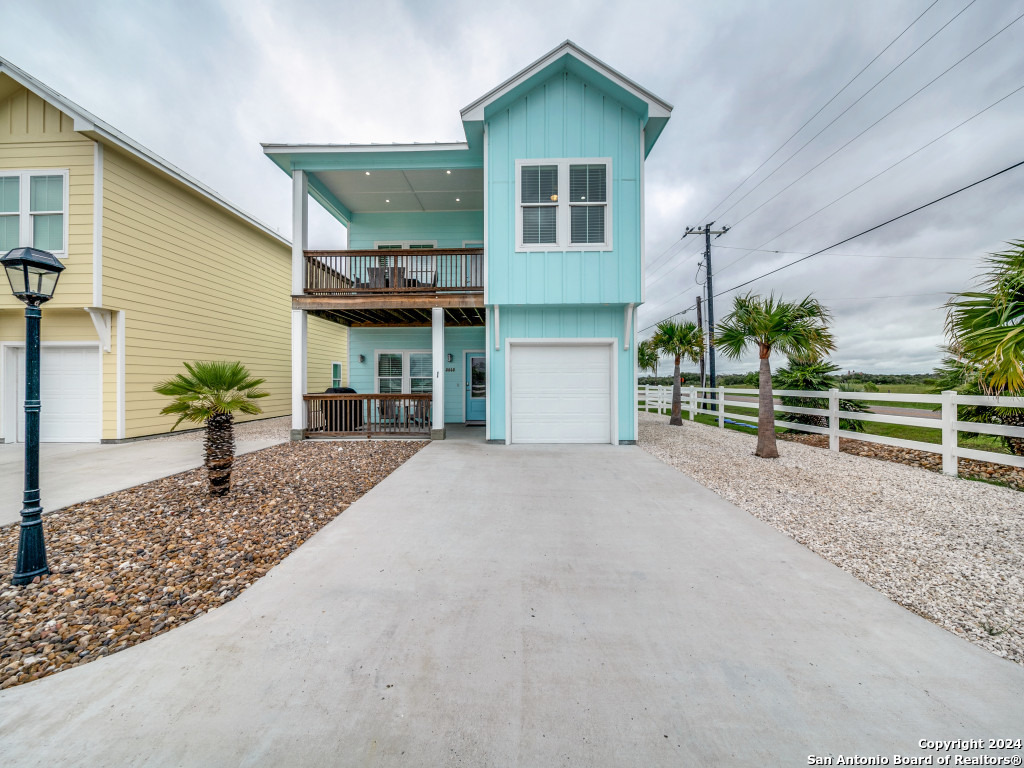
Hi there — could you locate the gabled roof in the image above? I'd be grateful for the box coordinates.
[0,56,288,246]
[460,41,673,157]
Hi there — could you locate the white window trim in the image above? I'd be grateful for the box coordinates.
[331,361,344,389]
[514,158,612,253]
[374,349,432,394]
[0,169,71,258]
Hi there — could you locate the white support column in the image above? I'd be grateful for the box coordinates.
[828,388,840,452]
[291,309,307,440]
[291,170,308,295]
[941,389,958,476]
[431,307,445,439]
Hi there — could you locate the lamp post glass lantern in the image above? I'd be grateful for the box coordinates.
[1,247,65,586]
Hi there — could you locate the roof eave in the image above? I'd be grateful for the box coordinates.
[0,57,289,247]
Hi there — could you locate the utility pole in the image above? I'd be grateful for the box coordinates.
[696,295,706,389]
[684,222,729,405]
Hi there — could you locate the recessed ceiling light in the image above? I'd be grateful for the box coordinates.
[455,198,460,202]
[446,170,452,175]
[365,171,371,176]
[385,199,390,203]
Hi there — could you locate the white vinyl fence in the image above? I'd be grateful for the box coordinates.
[637,384,1024,478]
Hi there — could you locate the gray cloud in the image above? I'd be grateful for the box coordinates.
[1,0,1019,374]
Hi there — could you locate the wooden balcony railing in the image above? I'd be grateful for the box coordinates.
[303,393,433,438]
[303,248,484,295]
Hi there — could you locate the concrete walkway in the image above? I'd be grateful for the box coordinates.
[0,437,284,526]
[1,435,1022,766]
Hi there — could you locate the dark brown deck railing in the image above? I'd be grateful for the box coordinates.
[303,393,433,438]
[303,248,483,295]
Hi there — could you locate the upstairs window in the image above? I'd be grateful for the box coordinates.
[0,171,68,256]
[515,159,610,251]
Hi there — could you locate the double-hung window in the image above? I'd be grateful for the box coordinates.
[376,351,432,394]
[331,362,343,389]
[516,159,611,251]
[0,170,69,256]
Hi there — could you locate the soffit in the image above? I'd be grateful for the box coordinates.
[312,168,483,213]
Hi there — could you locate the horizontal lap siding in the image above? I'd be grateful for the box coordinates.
[486,71,642,306]
[101,147,301,438]
[347,211,484,249]
[307,315,348,392]
[0,87,94,311]
[348,326,485,422]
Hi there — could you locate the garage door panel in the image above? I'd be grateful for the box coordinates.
[12,346,100,442]
[510,344,611,444]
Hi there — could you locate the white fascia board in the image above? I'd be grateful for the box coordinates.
[0,56,289,247]
[460,40,673,122]
[262,142,470,155]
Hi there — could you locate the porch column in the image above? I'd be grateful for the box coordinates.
[290,169,309,440]
[431,306,445,439]
[291,310,307,440]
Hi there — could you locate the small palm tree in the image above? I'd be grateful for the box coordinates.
[716,293,835,458]
[637,338,660,379]
[154,361,269,496]
[652,320,704,426]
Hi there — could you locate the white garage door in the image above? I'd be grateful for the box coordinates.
[10,346,101,442]
[510,344,612,444]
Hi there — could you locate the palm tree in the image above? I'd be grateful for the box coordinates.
[945,240,1024,393]
[637,338,660,380]
[652,320,704,426]
[154,361,269,496]
[944,240,1024,453]
[716,293,835,458]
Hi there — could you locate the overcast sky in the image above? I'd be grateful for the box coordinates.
[2,0,1021,374]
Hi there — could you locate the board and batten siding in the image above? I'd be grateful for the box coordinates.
[306,314,348,392]
[0,86,95,311]
[347,211,483,249]
[485,70,643,306]
[100,146,302,438]
[487,305,635,442]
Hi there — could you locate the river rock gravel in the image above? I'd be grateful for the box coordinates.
[0,439,424,689]
[638,411,1024,664]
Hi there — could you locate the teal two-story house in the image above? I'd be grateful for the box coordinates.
[264,41,671,444]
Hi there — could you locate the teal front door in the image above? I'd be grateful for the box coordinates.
[465,352,486,422]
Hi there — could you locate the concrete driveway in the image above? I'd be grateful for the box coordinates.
[0,434,1021,766]
[0,437,284,526]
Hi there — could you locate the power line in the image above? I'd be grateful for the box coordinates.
[638,157,1024,334]
[692,0,943,227]
[714,244,976,261]
[715,79,1024,275]
[710,0,984,226]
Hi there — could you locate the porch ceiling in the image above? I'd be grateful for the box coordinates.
[311,307,485,327]
[312,168,483,213]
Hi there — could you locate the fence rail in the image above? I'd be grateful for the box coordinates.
[637,384,1024,478]
[303,393,432,438]
[303,248,484,295]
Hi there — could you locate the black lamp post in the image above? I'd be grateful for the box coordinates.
[2,247,65,586]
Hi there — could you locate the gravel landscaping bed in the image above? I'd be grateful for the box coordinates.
[779,431,1024,491]
[638,412,1024,663]
[0,439,424,689]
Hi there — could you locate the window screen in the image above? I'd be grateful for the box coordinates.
[409,353,432,394]
[569,164,607,245]
[377,353,403,393]
[521,165,558,245]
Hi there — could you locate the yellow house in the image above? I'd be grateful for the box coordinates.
[0,57,347,442]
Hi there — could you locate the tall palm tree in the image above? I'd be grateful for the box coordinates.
[945,240,1024,394]
[716,293,835,458]
[944,240,1024,453]
[154,361,269,496]
[637,338,660,379]
[652,320,704,426]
